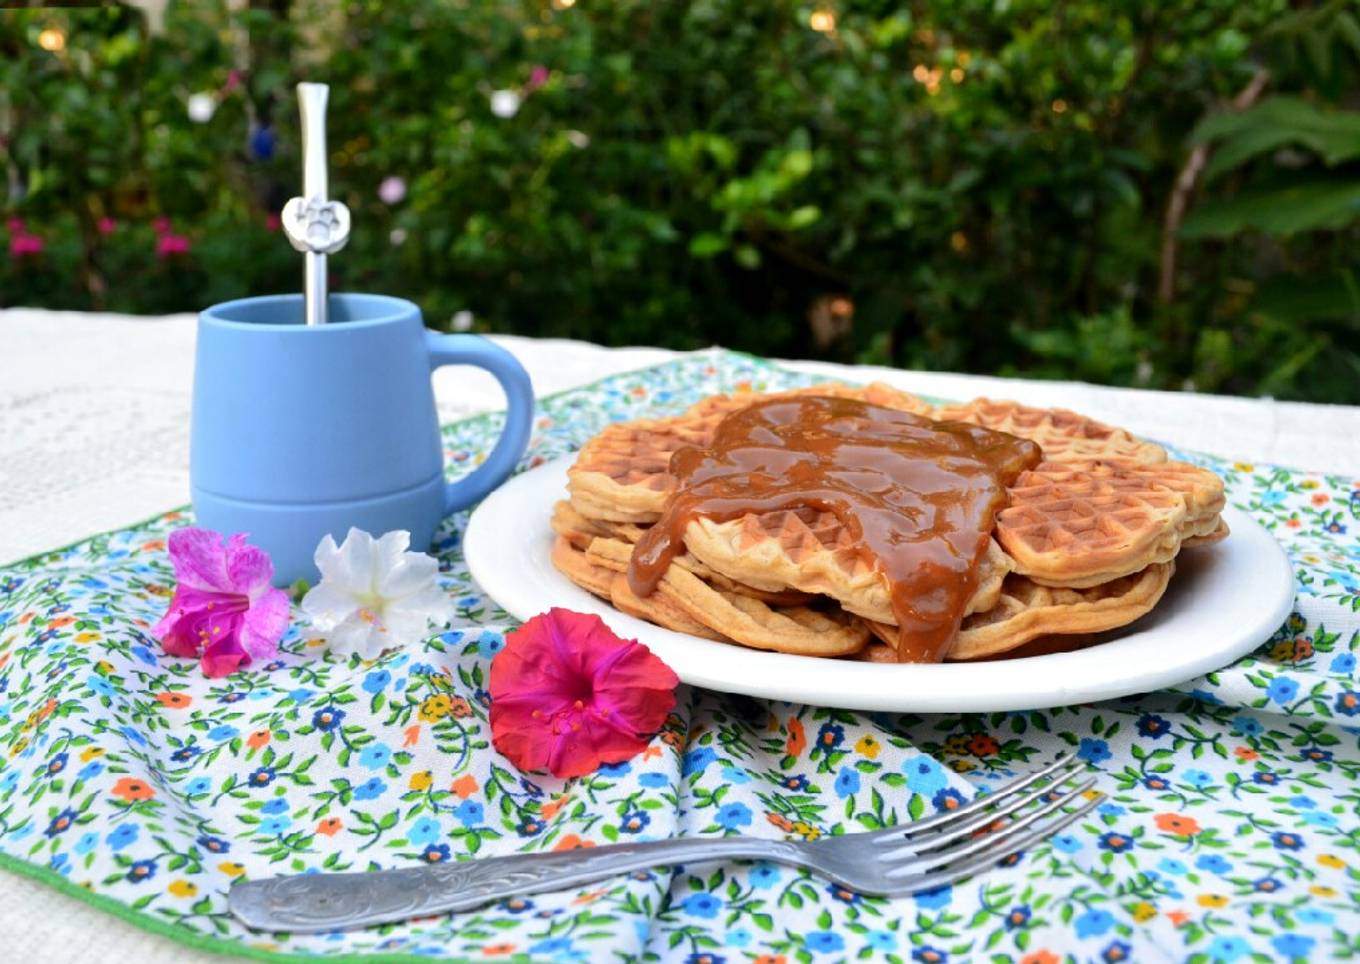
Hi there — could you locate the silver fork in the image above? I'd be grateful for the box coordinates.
[229,751,1096,933]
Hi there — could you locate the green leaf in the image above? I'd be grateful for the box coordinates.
[1191,97,1360,178]
[787,205,822,230]
[1179,178,1360,238]
[688,232,728,257]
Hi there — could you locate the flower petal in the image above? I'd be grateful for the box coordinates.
[300,582,361,632]
[226,542,277,598]
[376,548,438,601]
[373,529,413,573]
[325,615,389,659]
[315,528,376,590]
[239,587,290,659]
[201,635,248,677]
[166,528,231,590]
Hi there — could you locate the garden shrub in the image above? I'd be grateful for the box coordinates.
[3,1,1358,402]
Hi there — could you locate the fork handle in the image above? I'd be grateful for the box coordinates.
[229,836,801,933]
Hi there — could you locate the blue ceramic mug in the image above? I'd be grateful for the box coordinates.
[191,293,534,585]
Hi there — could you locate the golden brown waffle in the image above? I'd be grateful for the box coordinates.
[680,509,1010,625]
[995,459,1224,588]
[561,536,870,656]
[935,398,1167,464]
[551,535,615,599]
[862,562,1174,661]
[567,383,933,523]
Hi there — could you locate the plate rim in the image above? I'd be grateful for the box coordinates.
[464,455,1296,712]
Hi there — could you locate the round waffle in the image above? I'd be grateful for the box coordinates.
[860,562,1175,661]
[569,536,870,656]
[995,459,1225,588]
[934,398,1167,463]
[567,383,933,523]
[680,509,1011,625]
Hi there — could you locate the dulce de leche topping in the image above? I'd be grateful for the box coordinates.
[627,396,1041,662]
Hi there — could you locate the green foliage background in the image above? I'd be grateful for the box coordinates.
[3,1,1359,402]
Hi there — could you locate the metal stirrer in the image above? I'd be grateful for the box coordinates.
[281,82,351,326]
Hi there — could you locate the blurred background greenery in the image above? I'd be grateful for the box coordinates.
[3,0,1359,402]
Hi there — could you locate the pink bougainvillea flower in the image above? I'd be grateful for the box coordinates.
[156,233,191,258]
[8,233,44,258]
[152,528,290,677]
[489,608,679,778]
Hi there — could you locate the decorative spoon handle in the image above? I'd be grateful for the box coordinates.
[297,83,330,327]
[282,82,351,326]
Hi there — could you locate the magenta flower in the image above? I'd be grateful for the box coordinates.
[152,528,290,677]
[153,216,172,235]
[526,64,550,92]
[97,217,117,235]
[6,217,25,233]
[8,233,44,258]
[264,213,281,231]
[489,609,679,777]
[156,233,191,258]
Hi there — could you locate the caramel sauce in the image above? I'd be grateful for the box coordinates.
[627,396,1041,662]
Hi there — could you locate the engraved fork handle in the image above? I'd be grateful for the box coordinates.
[229,836,807,933]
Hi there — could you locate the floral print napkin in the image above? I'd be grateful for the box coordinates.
[0,349,1356,962]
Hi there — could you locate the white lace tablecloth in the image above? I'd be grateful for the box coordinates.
[2,306,1359,961]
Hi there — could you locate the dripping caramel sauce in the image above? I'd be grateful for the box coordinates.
[626,396,1041,662]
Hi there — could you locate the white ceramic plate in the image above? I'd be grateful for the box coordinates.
[464,456,1296,712]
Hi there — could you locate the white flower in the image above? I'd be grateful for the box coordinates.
[489,89,521,118]
[451,309,474,332]
[301,528,453,658]
[187,92,217,124]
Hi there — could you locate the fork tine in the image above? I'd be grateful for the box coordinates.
[854,750,1080,843]
[878,792,1104,895]
[883,777,1097,876]
[879,763,1085,858]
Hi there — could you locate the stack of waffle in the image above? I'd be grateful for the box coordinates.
[552,384,1227,662]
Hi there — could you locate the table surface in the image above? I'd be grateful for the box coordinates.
[3,306,1359,961]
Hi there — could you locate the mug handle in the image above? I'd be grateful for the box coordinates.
[425,331,535,514]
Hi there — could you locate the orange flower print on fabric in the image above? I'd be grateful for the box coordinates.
[1154,813,1201,835]
[316,817,343,836]
[968,733,1000,756]
[451,774,479,799]
[155,691,192,709]
[552,834,596,852]
[246,729,270,749]
[1021,952,1060,964]
[540,796,570,820]
[481,944,516,957]
[786,717,806,757]
[112,776,155,801]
